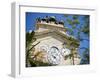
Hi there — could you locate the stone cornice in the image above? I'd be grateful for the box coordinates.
[36,23,67,32]
[35,30,80,48]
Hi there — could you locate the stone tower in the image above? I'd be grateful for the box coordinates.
[32,16,81,65]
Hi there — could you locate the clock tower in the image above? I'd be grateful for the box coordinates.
[31,16,81,65]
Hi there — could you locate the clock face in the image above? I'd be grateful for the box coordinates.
[47,46,61,65]
[39,44,49,52]
[61,48,71,56]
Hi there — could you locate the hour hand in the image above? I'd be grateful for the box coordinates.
[52,55,56,59]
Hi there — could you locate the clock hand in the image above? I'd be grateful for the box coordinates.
[53,55,56,59]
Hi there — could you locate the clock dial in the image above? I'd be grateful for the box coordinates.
[61,48,71,56]
[47,46,61,65]
[39,44,49,52]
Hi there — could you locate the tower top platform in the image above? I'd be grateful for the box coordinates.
[36,16,64,27]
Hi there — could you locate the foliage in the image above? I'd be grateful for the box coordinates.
[64,15,90,64]
[80,48,90,64]
[29,58,52,67]
[26,31,36,67]
[26,31,51,67]
[80,53,90,64]
[26,31,36,48]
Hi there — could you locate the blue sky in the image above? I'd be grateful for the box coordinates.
[26,12,89,59]
[26,12,68,32]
